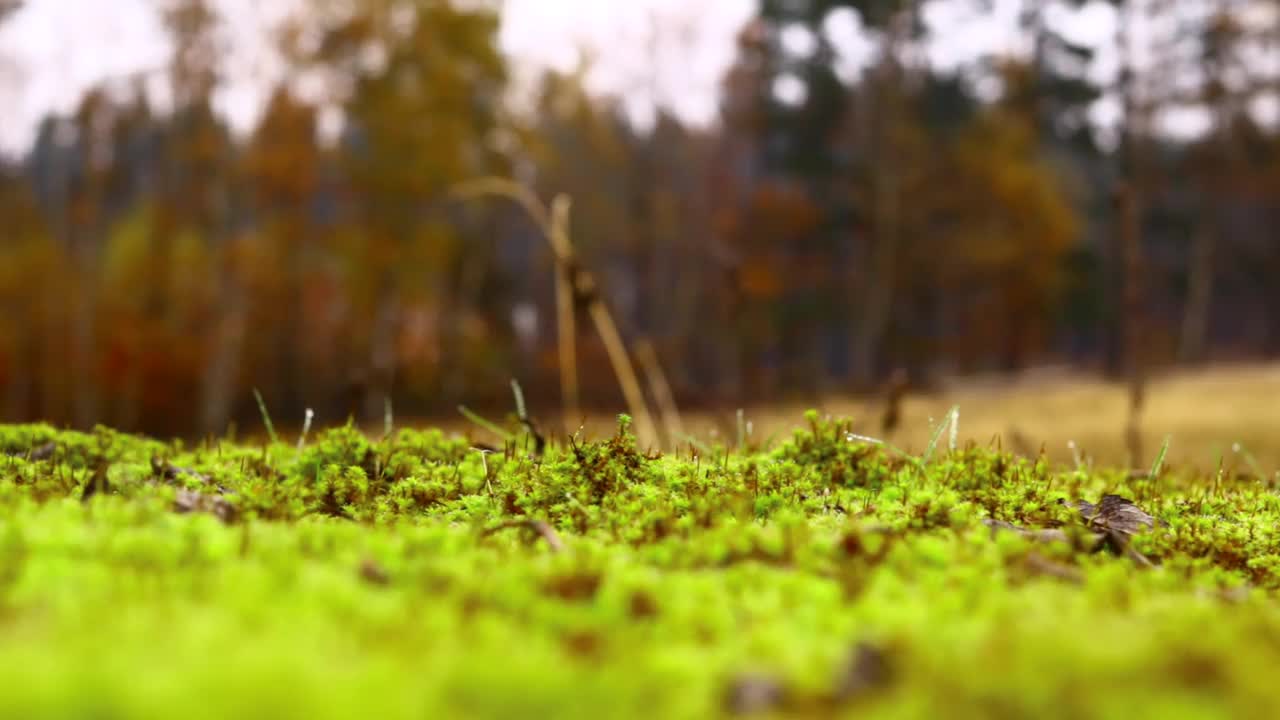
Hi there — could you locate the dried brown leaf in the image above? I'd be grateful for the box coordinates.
[27,441,56,461]
[358,558,390,586]
[834,642,892,700]
[724,674,787,716]
[1073,494,1156,535]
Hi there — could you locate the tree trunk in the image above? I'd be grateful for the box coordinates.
[68,266,99,429]
[2,334,30,422]
[1178,224,1214,364]
[1116,0,1147,466]
[201,265,249,437]
[851,36,905,390]
[363,277,399,424]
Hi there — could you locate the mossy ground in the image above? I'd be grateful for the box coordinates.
[3,413,1280,719]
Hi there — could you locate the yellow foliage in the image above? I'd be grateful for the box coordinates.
[949,109,1078,295]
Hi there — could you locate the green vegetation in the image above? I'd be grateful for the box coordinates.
[3,413,1280,719]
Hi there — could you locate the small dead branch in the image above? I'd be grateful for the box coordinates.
[981,518,1076,546]
[174,489,238,524]
[151,457,213,486]
[481,519,564,552]
[510,379,546,456]
[634,338,686,449]
[80,461,112,502]
[880,369,908,435]
[984,515,1154,571]
[1021,552,1085,584]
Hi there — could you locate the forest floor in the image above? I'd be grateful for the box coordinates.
[3,396,1280,719]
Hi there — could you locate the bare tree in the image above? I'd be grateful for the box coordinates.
[851,1,918,389]
[1114,0,1153,465]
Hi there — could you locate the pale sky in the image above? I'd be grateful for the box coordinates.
[0,0,1220,159]
[0,0,778,155]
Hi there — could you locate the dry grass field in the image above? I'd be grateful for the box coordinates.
[704,363,1280,473]
[457,363,1280,475]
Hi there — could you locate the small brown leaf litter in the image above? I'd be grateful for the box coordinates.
[561,629,603,659]
[1068,494,1157,535]
[542,571,602,603]
[358,558,391,586]
[985,494,1161,568]
[151,457,214,487]
[173,489,238,524]
[725,643,893,716]
[833,642,892,700]
[627,590,660,619]
[1067,495,1160,567]
[15,441,57,461]
[723,674,787,716]
[79,461,112,502]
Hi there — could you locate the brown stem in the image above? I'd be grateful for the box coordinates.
[452,178,660,447]
[550,197,580,434]
[584,298,660,448]
[634,338,686,449]
[481,519,564,552]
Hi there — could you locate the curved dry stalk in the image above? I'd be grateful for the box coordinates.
[550,195,580,432]
[452,177,659,447]
[584,298,659,447]
[454,178,554,246]
[481,519,564,552]
[635,339,685,448]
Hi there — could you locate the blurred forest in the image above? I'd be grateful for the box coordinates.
[1,0,1279,437]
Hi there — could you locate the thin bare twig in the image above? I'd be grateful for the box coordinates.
[481,519,564,552]
[635,338,685,449]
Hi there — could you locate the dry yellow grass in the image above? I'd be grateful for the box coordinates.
[699,363,1280,473]
[421,363,1280,475]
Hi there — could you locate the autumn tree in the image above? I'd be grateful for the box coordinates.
[283,0,510,419]
[1176,3,1258,364]
[940,98,1079,370]
[153,0,242,434]
[240,88,324,416]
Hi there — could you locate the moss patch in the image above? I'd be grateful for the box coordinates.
[2,416,1279,718]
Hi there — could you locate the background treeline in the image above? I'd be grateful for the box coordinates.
[1,0,1278,436]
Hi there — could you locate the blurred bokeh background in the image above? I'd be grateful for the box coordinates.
[0,0,1278,459]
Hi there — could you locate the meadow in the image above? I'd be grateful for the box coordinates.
[723,362,1280,472]
[3,366,1280,719]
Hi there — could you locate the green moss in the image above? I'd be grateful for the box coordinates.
[1,414,1280,718]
